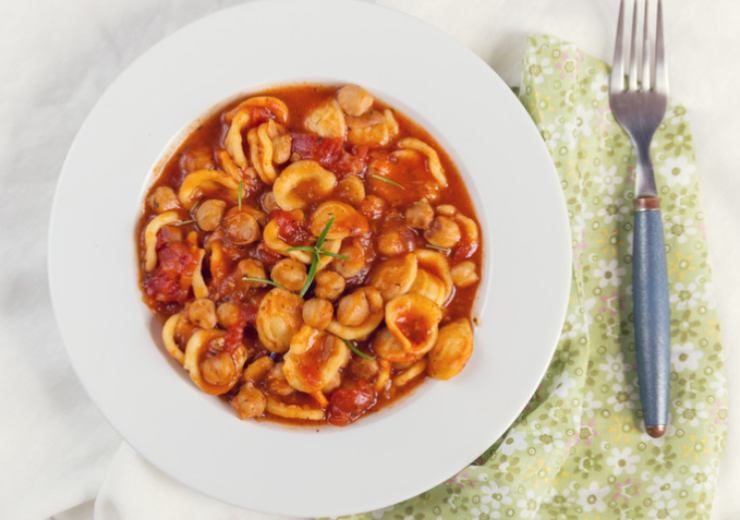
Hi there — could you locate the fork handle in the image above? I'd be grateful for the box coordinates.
[633,197,671,437]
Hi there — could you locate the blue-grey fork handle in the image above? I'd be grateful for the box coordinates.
[633,197,671,437]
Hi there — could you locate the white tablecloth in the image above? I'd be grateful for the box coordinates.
[1,1,737,518]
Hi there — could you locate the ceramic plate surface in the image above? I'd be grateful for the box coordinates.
[49,0,571,516]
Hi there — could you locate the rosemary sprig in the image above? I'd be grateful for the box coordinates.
[342,338,375,360]
[315,251,349,260]
[237,179,244,211]
[298,216,336,297]
[241,276,284,289]
[301,255,319,298]
[287,245,348,260]
[370,174,405,189]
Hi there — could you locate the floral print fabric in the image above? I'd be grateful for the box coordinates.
[345,35,726,520]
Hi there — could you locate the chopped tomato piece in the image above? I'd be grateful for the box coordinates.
[143,241,199,304]
[270,210,313,245]
[223,310,248,354]
[253,242,283,267]
[451,239,478,261]
[155,225,183,249]
[291,133,368,176]
[328,380,377,426]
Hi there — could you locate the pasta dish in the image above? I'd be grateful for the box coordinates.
[137,84,481,425]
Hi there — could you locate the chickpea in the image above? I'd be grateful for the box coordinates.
[223,207,261,245]
[217,302,242,328]
[349,357,379,380]
[179,144,215,173]
[195,199,226,231]
[359,194,386,220]
[333,239,365,278]
[451,261,479,288]
[148,186,179,213]
[201,351,236,386]
[377,226,415,257]
[243,205,267,226]
[230,382,267,419]
[237,258,267,288]
[337,85,374,116]
[267,362,294,396]
[186,298,217,329]
[243,356,274,382]
[272,134,292,164]
[337,175,366,204]
[271,258,307,292]
[405,199,434,230]
[436,204,457,216]
[314,271,345,300]
[336,290,371,326]
[424,216,461,248]
[261,191,279,213]
[302,298,334,330]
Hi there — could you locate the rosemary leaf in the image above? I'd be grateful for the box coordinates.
[342,338,375,360]
[286,245,316,253]
[300,254,319,298]
[370,174,405,189]
[298,217,335,297]
[316,251,349,260]
[316,215,335,249]
[242,276,284,289]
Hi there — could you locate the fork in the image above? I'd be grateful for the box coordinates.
[609,0,670,438]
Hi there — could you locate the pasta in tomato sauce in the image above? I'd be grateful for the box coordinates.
[137,84,482,426]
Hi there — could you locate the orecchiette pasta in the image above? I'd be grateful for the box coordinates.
[428,319,474,380]
[256,288,304,353]
[144,210,181,271]
[273,160,337,210]
[308,201,369,240]
[161,312,185,364]
[369,253,418,300]
[326,287,384,340]
[192,249,208,298]
[392,359,427,387]
[347,109,399,147]
[262,216,342,268]
[183,329,247,395]
[177,169,240,209]
[266,397,325,421]
[283,326,350,393]
[398,138,447,187]
[385,293,442,356]
[225,96,289,169]
[408,249,453,306]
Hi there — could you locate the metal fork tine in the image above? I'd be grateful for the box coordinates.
[610,0,626,92]
[628,0,639,90]
[640,0,650,90]
[653,0,668,92]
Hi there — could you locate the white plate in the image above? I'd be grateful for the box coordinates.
[48,0,571,516]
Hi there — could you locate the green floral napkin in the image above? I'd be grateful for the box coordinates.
[346,35,728,520]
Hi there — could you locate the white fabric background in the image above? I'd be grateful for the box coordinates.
[0,1,737,519]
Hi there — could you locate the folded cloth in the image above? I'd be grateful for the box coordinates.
[345,35,728,520]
